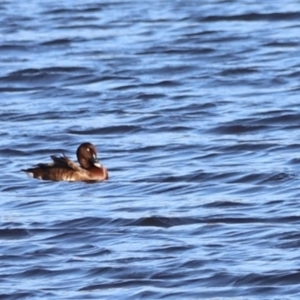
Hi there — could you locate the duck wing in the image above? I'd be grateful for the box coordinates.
[50,154,83,172]
[49,154,81,171]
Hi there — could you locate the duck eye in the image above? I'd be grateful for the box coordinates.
[87,148,90,152]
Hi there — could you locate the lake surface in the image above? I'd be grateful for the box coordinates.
[1,0,300,299]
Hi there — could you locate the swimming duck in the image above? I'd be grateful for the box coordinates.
[22,142,108,182]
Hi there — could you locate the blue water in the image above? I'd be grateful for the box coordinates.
[1,0,300,299]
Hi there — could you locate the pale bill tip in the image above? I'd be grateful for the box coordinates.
[93,162,102,168]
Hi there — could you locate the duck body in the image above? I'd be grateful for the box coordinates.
[22,143,108,182]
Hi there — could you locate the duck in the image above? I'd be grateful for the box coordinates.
[22,142,108,182]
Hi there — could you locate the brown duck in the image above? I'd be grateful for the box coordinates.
[22,143,108,182]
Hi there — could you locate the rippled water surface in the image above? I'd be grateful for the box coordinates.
[1,0,300,299]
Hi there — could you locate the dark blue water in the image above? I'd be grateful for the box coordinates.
[1,0,300,299]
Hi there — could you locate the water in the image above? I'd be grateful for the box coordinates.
[1,0,300,299]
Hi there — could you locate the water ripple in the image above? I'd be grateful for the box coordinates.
[1,0,300,299]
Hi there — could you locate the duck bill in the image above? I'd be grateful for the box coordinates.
[90,156,102,168]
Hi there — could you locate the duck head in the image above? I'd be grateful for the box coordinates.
[76,142,102,169]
